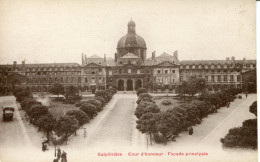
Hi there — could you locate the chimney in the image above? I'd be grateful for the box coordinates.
[13,61,17,71]
[231,56,235,61]
[152,51,156,60]
[243,58,246,61]
[22,60,25,71]
[82,53,84,65]
[115,53,117,62]
[85,54,87,61]
[226,57,230,61]
[174,50,178,59]
[104,53,106,63]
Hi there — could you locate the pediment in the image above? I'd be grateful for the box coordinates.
[85,62,102,67]
[156,61,176,66]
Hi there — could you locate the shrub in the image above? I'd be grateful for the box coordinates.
[136,93,153,104]
[135,102,160,119]
[136,88,148,96]
[249,101,257,116]
[153,132,167,144]
[66,110,90,125]
[27,105,49,119]
[95,90,113,103]
[95,96,106,107]
[108,88,117,95]
[161,100,172,105]
[80,103,98,119]
[87,99,103,112]
[56,115,79,137]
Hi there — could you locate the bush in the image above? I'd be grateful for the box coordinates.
[27,105,49,119]
[66,110,90,125]
[161,100,172,105]
[135,102,160,119]
[136,93,153,104]
[108,88,117,95]
[87,99,103,112]
[80,103,98,119]
[249,101,257,116]
[136,88,148,96]
[153,132,167,144]
[95,96,106,107]
[221,119,257,149]
[95,90,113,103]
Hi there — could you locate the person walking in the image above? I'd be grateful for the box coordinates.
[61,151,67,162]
[189,127,193,135]
[84,128,87,138]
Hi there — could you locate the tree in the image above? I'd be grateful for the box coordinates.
[64,85,80,104]
[156,111,179,144]
[136,88,148,96]
[51,83,65,95]
[95,96,106,107]
[176,81,189,102]
[249,101,257,117]
[28,105,49,119]
[80,103,98,119]
[66,110,90,125]
[37,113,57,140]
[87,99,103,112]
[136,93,154,104]
[56,115,79,141]
[15,90,32,102]
[95,90,113,103]
[136,112,159,145]
[135,102,160,119]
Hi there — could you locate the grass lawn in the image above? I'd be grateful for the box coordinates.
[153,96,186,111]
[48,97,94,119]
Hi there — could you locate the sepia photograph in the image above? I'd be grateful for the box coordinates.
[0,0,257,161]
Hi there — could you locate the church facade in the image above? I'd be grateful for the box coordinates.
[0,20,256,94]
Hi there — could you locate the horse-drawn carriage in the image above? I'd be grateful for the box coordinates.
[2,106,15,121]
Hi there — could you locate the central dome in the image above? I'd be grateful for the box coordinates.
[117,34,146,49]
[117,20,146,49]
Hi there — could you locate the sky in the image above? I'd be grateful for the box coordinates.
[0,0,256,65]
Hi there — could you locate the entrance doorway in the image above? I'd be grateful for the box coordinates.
[126,79,133,91]
[118,79,124,91]
[135,79,142,90]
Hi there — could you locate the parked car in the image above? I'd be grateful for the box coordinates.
[2,106,15,121]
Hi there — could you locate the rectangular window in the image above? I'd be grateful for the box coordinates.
[205,76,208,81]
[180,76,183,81]
[165,70,168,74]
[85,78,88,83]
[224,76,227,82]
[157,70,161,74]
[172,70,175,73]
[218,76,221,82]
[230,76,234,82]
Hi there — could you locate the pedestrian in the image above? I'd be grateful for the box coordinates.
[246,93,248,98]
[57,147,61,159]
[61,151,67,162]
[189,127,193,135]
[84,128,87,138]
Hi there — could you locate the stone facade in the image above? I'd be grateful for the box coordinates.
[0,20,256,94]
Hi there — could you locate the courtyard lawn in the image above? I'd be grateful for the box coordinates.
[48,97,95,119]
[153,96,186,111]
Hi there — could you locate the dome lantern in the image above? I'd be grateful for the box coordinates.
[128,19,136,34]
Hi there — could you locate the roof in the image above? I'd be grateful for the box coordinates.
[88,55,102,59]
[180,60,256,65]
[117,34,146,49]
[121,53,140,59]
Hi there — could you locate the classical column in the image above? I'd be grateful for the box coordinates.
[133,79,136,91]
[124,79,127,91]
